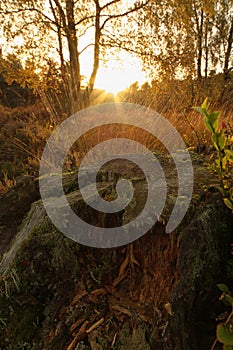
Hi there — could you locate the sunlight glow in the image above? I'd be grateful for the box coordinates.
[0,4,146,96]
[80,48,146,95]
[94,54,146,94]
[94,55,146,94]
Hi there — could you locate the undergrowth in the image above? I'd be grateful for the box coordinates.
[195,99,233,350]
[0,94,232,196]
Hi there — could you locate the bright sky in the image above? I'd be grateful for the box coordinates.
[81,52,146,95]
[0,33,146,95]
[75,3,147,95]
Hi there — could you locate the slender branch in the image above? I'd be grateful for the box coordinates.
[10,20,51,37]
[100,0,120,11]
[224,309,233,325]
[49,0,66,74]
[78,24,94,39]
[75,13,125,27]
[103,39,151,57]
[0,7,57,26]
[79,43,94,55]
[210,309,233,350]
[49,0,60,27]
[47,0,65,35]
[102,31,151,57]
[75,15,95,26]
[100,0,149,30]
[52,0,67,33]
[210,338,218,350]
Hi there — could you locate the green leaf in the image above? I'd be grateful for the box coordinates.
[217,324,233,345]
[194,106,208,117]
[218,133,226,149]
[221,293,233,306]
[224,198,233,210]
[204,119,214,133]
[223,345,233,350]
[217,284,231,293]
[230,187,233,197]
[201,98,208,110]
[222,156,228,170]
[208,111,221,132]
[225,150,233,163]
[212,133,226,150]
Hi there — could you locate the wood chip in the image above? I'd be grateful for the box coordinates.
[71,289,87,306]
[164,302,173,316]
[66,321,88,350]
[111,332,117,348]
[70,317,85,335]
[111,304,132,317]
[86,317,105,334]
[91,288,107,296]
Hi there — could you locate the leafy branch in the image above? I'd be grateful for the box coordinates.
[194,98,233,211]
[210,284,233,350]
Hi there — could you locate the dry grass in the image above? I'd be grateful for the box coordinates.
[0,87,232,195]
[0,102,51,194]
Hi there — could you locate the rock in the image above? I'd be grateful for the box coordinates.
[168,192,233,350]
[117,326,150,350]
[0,175,39,254]
[0,154,232,350]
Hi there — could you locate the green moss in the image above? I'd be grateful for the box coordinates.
[0,296,43,348]
[0,213,80,349]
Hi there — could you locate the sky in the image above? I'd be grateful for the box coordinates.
[83,52,146,94]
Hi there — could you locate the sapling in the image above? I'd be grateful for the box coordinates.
[194,99,233,350]
[194,98,233,211]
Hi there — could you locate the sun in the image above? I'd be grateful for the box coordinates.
[95,67,129,95]
[95,54,146,95]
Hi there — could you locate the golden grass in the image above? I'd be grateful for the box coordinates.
[0,89,232,195]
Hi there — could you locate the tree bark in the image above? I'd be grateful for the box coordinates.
[204,16,209,79]
[65,0,81,111]
[197,9,204,80]
[223,16,233,80]
[88,0,101,94]
[52,0,81,112]
[219,16,233,103]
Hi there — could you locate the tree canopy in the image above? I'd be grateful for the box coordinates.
[0,0,149,112]
[136,0,233,81]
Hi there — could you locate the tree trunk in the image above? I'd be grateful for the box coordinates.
[88,0,101,94]
[204,16,209,79]
[223,16,233,81]
[49,0,72,114]
[65,0,81,112]
[219,16,233,103]
[197,9,204,80]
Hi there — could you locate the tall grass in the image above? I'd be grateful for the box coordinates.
[0,80,232,195]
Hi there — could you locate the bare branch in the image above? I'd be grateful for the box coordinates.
[75,1,148,27]
[78,24,95,39]
[100,0,120,11]
[79,43,94,55]
[11,20,57,37]
[100,0,149,30]
[102,31,151,58]
[52,0,67,31]
[75,15,95,27]
[49,0,59,25]
[0,7,58,26]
